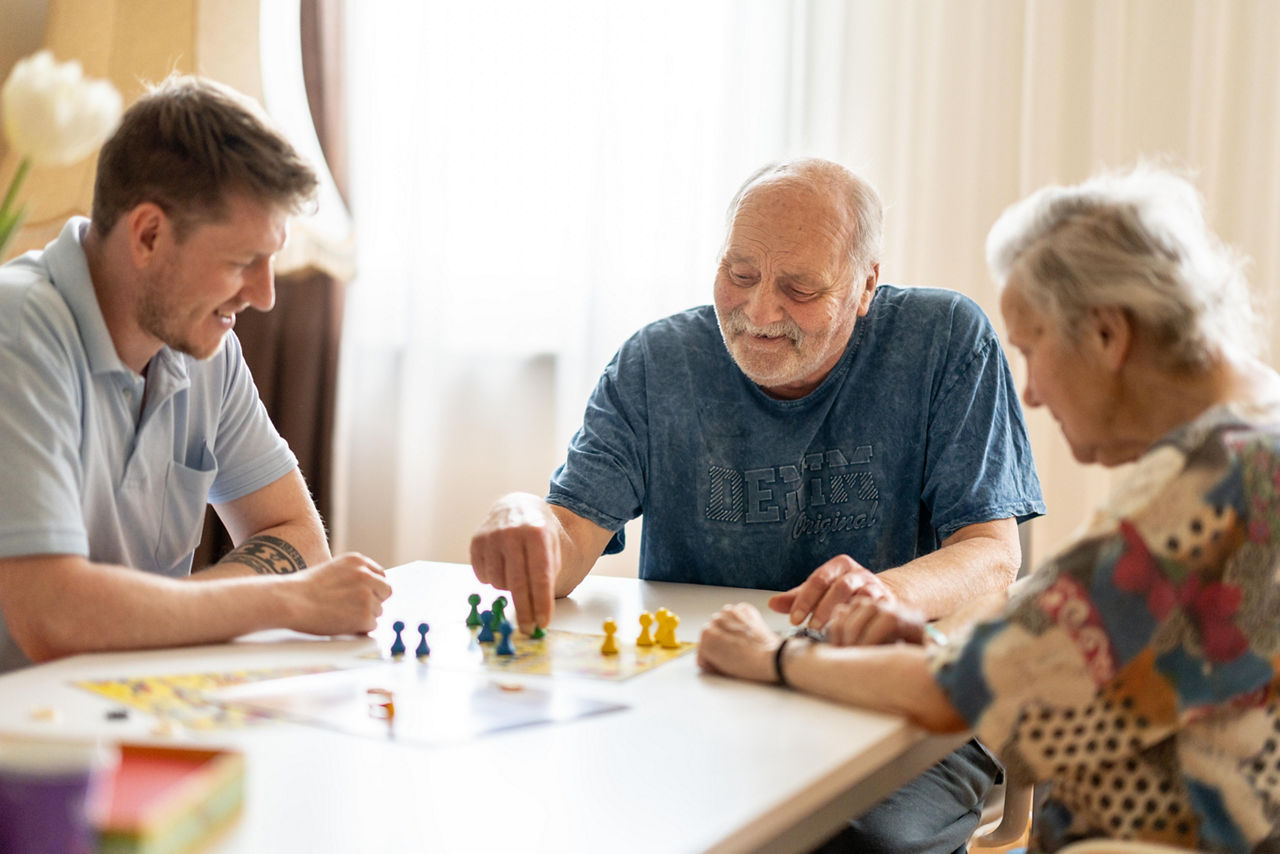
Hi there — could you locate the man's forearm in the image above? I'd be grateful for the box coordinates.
[548,504,615,599]
[0,556,295,662]
[878,527,1021,619]
[552,530,598,599]
[200,469,333,579]
[194,522,332,580]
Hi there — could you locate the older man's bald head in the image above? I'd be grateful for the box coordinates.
[727,158,884,277]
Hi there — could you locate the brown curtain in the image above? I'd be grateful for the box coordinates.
[194,0,349,567]
[301,0,349,203]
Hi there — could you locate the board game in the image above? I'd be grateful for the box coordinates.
[207,664,626,748]
[74,666,340,730]
[364,621,697,681]
[70,599,697,742]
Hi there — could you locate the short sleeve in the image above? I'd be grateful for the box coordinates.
[206,333,297,504]
[922,306,1043,538]
[547,336,650,548]
[0,293,90,558]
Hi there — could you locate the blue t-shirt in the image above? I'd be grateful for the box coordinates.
[548,285,1045,590]
[0,218,297,672]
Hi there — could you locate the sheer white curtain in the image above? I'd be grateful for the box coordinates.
[795,0,1280,561]
[334,0,1280,571]
[334,1,808,569]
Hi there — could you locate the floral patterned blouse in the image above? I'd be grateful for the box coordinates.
[932,403,1280,853]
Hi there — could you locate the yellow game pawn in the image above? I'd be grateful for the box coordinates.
[654,608,671,646]
[659,612,680,649]
[601,619,619,655]
[636,611,655,647]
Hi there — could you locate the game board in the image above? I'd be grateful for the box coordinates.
[364,623,697,681]
[75,665,341,730]
[207,664,626,748]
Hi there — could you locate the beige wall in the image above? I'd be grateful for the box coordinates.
[804,0,1280,567]
[0,0,275,260]
[0,0,50,164]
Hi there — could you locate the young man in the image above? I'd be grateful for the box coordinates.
[471,159,1045,852]
[0,76,390,674]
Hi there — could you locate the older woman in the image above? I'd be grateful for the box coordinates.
[698,166,1280,853]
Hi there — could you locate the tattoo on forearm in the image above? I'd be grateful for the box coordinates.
[221,535,308,575]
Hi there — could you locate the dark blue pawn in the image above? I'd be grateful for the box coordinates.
[390,620,406,657]
[476,610,495,643]
[495,620,515,656]
[415,622,430,658]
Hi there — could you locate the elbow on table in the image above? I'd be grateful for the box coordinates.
[4,596,102,665]
[8,623,79,665]
[907,702,971,734]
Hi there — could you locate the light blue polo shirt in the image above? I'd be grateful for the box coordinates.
[0,218,297,672]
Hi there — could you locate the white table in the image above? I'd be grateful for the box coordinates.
[0,562,966,853]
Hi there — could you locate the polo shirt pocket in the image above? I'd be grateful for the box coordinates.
[154,451,217,574]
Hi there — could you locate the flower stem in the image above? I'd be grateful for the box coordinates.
[0,157,32,259]
[0,157,32,220]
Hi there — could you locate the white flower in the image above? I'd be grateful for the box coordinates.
[2,50,121,166]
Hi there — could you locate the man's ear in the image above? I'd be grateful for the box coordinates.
[856,263,880,316]
[1089,305,1132,371]
[125,203,170,269]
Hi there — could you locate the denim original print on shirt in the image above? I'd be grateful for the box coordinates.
[706,446,880,546]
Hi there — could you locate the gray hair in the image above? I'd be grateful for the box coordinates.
[727,158,884,277]
[986,164,1259,369]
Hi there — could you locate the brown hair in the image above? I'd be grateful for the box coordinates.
[91,74,317,239]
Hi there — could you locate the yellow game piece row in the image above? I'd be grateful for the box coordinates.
[602,609,682,655]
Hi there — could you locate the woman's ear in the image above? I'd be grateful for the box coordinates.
[1089,305,1132,372]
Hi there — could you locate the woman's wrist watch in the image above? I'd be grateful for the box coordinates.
[774,626,824,687]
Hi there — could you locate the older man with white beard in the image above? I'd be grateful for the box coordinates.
[470,158,1044,853]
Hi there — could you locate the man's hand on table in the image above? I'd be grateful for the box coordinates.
[280,553,392,635]
[766,554,894,630]
[823,598,926,646]
[469,493,559,634]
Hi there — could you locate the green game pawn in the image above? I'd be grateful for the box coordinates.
[466,593,482,627]
[530,625,546,639]
[491,596,508,628]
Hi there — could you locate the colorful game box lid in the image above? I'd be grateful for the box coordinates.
[95,743,244,854]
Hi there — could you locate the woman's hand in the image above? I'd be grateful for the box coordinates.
[697,603,783,683]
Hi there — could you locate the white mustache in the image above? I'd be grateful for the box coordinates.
[723,308,803,345]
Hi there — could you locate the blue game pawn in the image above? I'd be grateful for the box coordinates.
[476,610,495,643]
[415,622,430,658]
[390,620,406,657]
[495,620,516,656]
